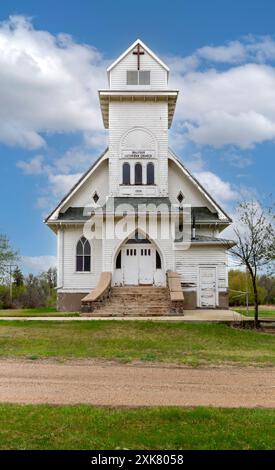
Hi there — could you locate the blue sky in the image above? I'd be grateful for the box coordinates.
[0,0,274,273]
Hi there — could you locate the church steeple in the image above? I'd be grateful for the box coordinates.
[98,40,178,198]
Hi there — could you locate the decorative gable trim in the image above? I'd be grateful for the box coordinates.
[168,148,232,222]
[44,148,109,223]
[107,39,170,75]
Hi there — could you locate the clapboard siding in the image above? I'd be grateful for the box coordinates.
[62,159,109,211]
[168,158,213,208]
[59,228,102,293]
[109,101,168,197]
[175,247,228,292]
[110,49,167,90]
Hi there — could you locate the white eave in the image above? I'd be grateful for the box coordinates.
[98,89,179,129]
[107,39,170,75]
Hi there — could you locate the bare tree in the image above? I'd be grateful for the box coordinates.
[0,234,18,281]
[230,201,275,327]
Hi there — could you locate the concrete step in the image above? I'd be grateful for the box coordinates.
[81,286,177,317]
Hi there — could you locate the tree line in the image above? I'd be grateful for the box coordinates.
[0,234,56,309]
[229,270,275,306]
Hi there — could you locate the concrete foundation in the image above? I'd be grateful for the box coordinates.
[58,289,229,312]
[58,293,85,312]
[182,290,229,310]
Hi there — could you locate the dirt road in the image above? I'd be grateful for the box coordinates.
[0,359,274,408]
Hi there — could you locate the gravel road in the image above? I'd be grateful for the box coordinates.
[0,359,274,408]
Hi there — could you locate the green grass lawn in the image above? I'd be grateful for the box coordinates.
[0,404,274,450]
[233,307,275,318]
[0,307,79,317]
[0,320,274,366]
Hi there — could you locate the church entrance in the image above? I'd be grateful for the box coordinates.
[114,231,164,286]
[122,244,154,285]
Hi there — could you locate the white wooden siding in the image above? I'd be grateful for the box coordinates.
[175,246,228,294]
[168,158,214,209]
[62,159,109,211]
[109,49,168,90]
[109,101,168,197]
[58,228,102,293]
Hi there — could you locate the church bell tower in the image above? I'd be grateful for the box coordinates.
[99,39,178,199]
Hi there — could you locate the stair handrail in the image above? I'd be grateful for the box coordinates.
[82,272,112,304]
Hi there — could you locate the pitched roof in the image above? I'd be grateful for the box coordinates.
[49,203,223,223]
[107,39,170,74]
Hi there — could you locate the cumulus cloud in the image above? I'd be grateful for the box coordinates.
[4,16,275,153]
[17,146,99,201]
[197,40,246,64]
[194,171,239,202]
[48,172,82,197]
[16,155,44,174]
[174,36,275,70]
[0,15,107,149]
[171,63,275,148]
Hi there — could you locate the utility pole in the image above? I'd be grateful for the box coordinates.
[3,264,17,305]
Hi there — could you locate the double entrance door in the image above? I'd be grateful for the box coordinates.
[122,244,154,285]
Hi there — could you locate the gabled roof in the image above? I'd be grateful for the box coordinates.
[44,148,108,223]
[107,39,170,74]
[168,148,232,223]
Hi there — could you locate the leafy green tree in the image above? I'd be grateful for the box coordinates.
[12,266,24,287]
[258,274,275,304]
[228,270,267,306]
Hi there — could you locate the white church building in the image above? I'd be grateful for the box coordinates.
[45,39,234,315]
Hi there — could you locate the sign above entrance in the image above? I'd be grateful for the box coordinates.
[121,150,155,159]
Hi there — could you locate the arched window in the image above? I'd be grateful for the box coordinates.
[156,251,162,269]
[147,162,154,185]
[76,236,91,272]
[122,162,130,185]
[135,163,142,185]
[116,251,122,269]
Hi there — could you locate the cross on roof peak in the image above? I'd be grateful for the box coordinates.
[133,43,144,70]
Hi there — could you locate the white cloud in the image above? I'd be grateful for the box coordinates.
[221,151,253,168]
[17,155,44,174]
[193,171,239,202]
[0,15,107,149]
[197,41,246,64]
[48,173,82,197]
[21,255,57,273]
[175,36,275,70]
[171,63,275,148]
[17,146,99,203]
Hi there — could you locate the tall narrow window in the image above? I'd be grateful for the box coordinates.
[122,162,131,185]
[135,163,142,185]
[76,236,91,272]
[156,251,162,269]
[116,251,121,269]
[147,162,154,185]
